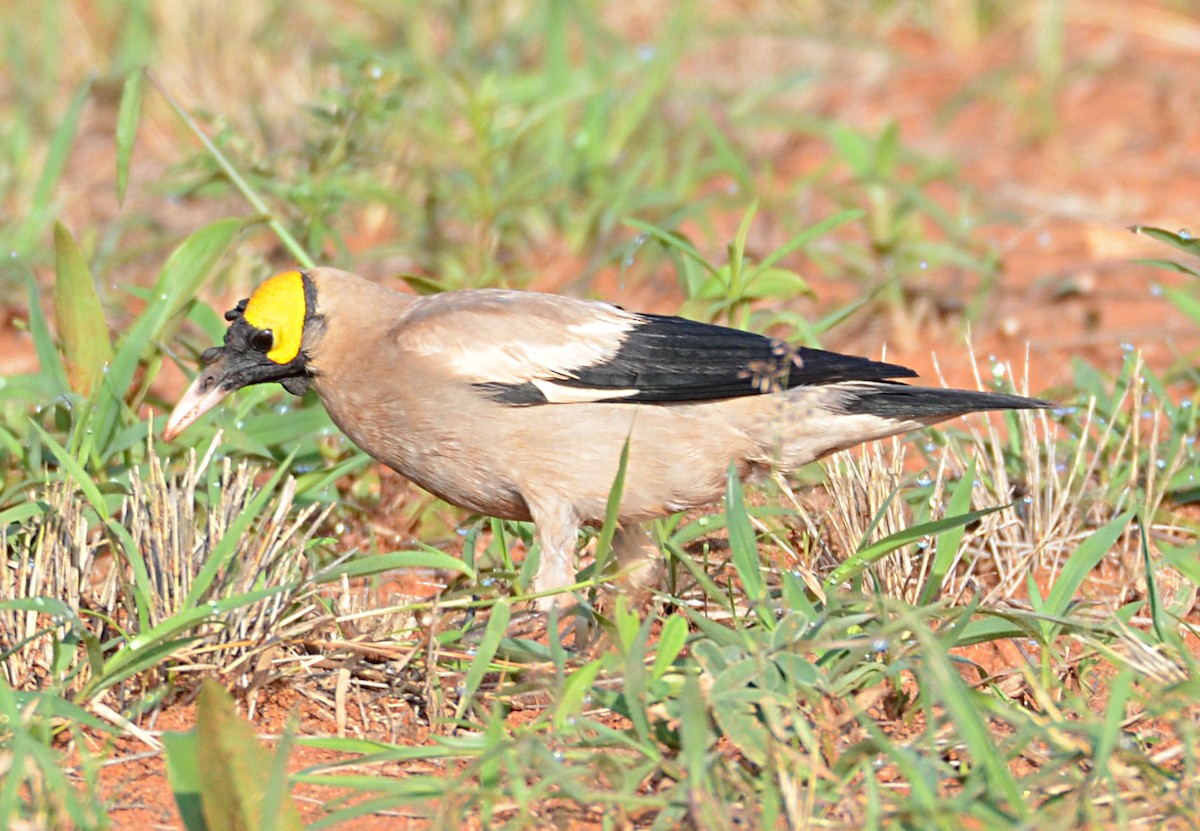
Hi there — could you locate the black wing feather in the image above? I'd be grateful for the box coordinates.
[555,313,917,402]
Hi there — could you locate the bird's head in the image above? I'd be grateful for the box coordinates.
[163,269,322,440]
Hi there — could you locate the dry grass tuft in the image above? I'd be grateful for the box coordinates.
[1,438,331,694]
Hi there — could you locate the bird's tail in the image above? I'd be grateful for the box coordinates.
[838,382,1050,421]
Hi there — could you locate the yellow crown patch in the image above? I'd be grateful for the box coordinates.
[242,270,307,365]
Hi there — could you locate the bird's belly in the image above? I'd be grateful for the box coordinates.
[396,460,533,521]
[317,385,533,520]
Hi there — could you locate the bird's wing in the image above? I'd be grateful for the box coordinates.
[394,290,918,405]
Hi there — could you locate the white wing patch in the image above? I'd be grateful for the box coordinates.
[440,337,621,385]
[400,295,641,386]
[531,379,639,404]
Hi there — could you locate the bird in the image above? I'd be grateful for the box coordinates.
[164,267,1049,609]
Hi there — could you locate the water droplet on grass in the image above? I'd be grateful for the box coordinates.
[916,472,932,487]
[1150,284,1163,297]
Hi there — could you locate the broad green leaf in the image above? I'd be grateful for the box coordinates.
[554,659,602,730]
[162,731,206,831]
[743,267,812,300]
[830,124,873,178]
[650,614,688,681]
[195,680,304,831]
[54,222,113,395]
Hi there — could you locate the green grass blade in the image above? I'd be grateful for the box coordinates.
[115,68,144,205]
[24,269,70,396]
[98,217,243,448]
[315,549,475,583]
[679,671,712,802]
[1042,509,1134,619]
[16,76,90,255]
[1130,224,1200,260]
[1162,286,1200,328]
[725,465,771,627]
[591,435,630,585]
[825,504,1008,590]
[917,457,977,605]
[147,72,313,268]
[1092,668,1134,784]
[1137,515,1170,645]
[914,623,1026,817]
[28,421,110,521]
[453,599,511,721]
[750,208,864,277]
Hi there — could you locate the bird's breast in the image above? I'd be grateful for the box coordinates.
[311,372,532,521]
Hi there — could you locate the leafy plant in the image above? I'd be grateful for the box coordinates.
[164,680,304,831]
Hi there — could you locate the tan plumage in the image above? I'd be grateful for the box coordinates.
[165,267,1049,608]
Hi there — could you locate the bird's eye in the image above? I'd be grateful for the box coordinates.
[251,329,275,353]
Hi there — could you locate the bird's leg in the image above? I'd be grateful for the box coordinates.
[612,522,666,594]
[529,502,581,611]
